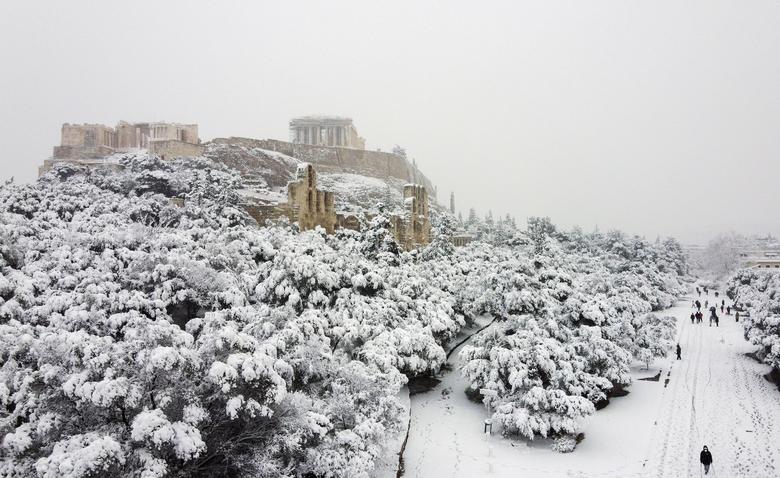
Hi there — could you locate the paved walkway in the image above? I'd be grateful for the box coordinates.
[645,291,780,477]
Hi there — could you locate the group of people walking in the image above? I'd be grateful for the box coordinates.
[691,287,737,328]
[682,287,723,474]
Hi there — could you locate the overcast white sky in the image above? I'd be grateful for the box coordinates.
[1,1,778,244]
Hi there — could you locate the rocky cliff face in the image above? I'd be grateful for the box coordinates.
[203,137,438,214]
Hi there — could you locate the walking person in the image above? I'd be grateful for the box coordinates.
[676,343,682,360]
[696,300,701,311]
[705,299,709,308]
[715,314,719,327]
[700,445,713,474]
[690,312,696,324]
[736,310,740,322]
[721,304,725,314]
[697,311,703,324]
[715,291,719,298]
[727,305,731,315]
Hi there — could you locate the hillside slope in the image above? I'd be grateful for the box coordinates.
[203,137,436,214]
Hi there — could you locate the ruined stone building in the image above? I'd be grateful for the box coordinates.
[390,184,431,250]
[289,116,365,149]
[286,165,337,233]
[115,121,199,149]
[51,121,200,161]
[55,123,119,159]
[452,233,474,247]
[243,164,337,234]
[241,163,431,250]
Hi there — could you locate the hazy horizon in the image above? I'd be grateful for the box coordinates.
[2,0,779,244]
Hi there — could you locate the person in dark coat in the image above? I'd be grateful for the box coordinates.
[690,313,695,324]
[736,311,740,322]
[696,311,703,324]
[696,300,701,311]
[727,305,731,315]
[715,291,719,298]
[700,445,713,474]
[676,343,682,360]
[721,304,725,314]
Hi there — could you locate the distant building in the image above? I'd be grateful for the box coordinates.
[289,116,365,149]
[54,124,118,160]
[60,123,118,149]
[116,121,199,149]
[745,257,780,270]
[452,232,474,247]
[739,236,780,269]
[48,120,201,170]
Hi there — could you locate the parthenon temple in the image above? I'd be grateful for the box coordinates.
[289,116,365,149]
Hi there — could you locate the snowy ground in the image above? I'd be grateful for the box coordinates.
[401,291,780,477]
[374,386,411,478]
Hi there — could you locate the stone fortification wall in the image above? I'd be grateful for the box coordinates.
[149,139,204,158]
[209,137,436,199]
[52,145,115,160]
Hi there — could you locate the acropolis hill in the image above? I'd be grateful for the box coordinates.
[39,116,442,250]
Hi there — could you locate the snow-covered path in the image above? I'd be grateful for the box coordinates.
[644,292,780,477]
[401,293,780,477]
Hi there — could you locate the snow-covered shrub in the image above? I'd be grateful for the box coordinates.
[458,225,687,450]
[727,270,780,370]
[0,160,416,476]
[551,434,578,453]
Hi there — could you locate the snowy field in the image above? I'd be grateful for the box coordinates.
[402,291,780,477]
